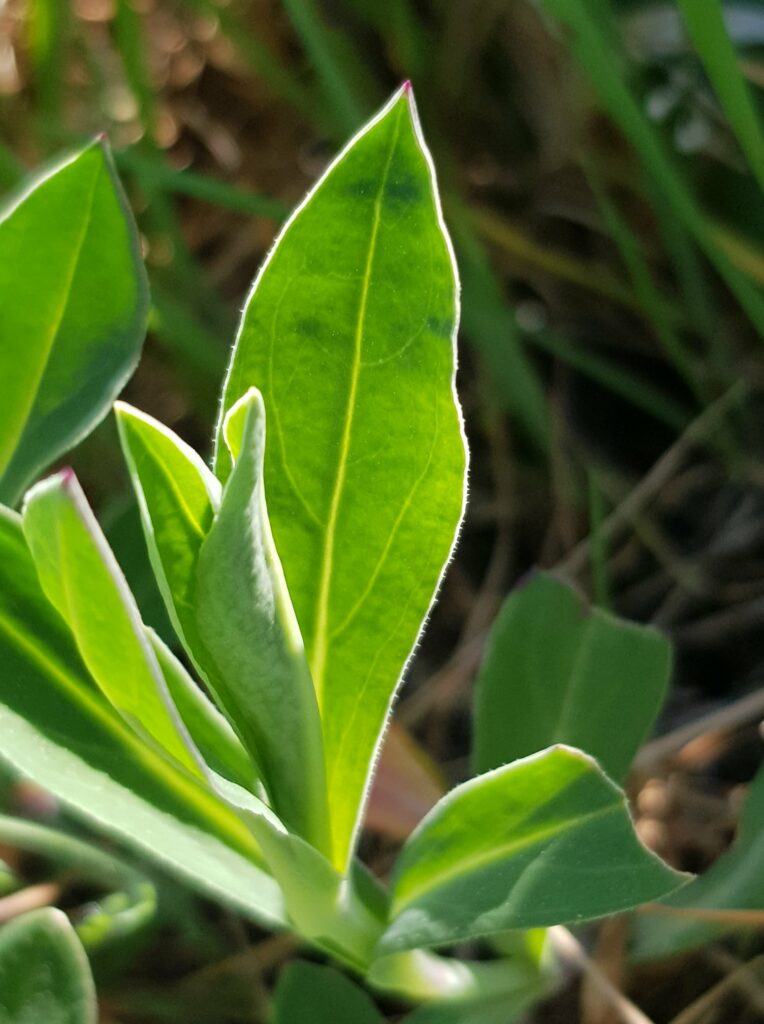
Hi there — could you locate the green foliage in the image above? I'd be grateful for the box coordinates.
[677,0,764,196]
[217,85,467,870]
[196,390,330,851]
[0,142,147,505]
[0,85,696,1016]
[380,746,687,954]
[22,470,201,775]
[474,573,671,782]
[0,506,287,931]
[272,961,384,1024]
[0,909,96,1024]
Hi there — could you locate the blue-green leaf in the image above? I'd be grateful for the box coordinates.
[474,573,671,782]
[195,389,330,851]
[379,746,688,954]
[272,961,383,1024]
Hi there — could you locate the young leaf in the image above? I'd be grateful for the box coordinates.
[114,399,221,661]
[216,84,467,868]
[379,746,688,954]
[196,389,330,851]
[22,471,201,776]
[474,573,671,782]
[118,396,330,850]
[632,759,764,961]
[0,908,96,1024]
[272,961,383,1024]
[0,506,286,929]
[0,141,148,505]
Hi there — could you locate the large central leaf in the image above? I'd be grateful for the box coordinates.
[216,85,467,869]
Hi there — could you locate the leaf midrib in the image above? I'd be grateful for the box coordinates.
[309,101,405,703]
[1,154,103,471]
[0,604,262,863]
[392,794,619,912]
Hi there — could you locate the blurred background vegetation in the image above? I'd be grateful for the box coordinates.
[2,0,764,1020]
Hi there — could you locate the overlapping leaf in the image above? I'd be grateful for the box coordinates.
[117,394,330,848]
[195,390,330,848]
[0,505,286,929]
[379,746,687,954]
[474,573,671,781]
[0,141,147,505]
[216,85,467,868]
[22,471,200,775]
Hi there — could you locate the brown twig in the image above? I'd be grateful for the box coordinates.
[0,881,62,924]
[547,926,656,1024]
[632,686,764,776]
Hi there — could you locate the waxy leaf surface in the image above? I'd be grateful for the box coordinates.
[22,471,200,775]
[196,390,330,850]
[217,86,467,868]
[474,573,670,782]
[379,746,687,953]
[0,506,286,929]
[0,909,96,1024]
[0,142,147,505]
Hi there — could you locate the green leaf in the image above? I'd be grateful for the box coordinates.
[0,505,286,929]
[147,629,257,791]
[196,390,330,851]
[117,394,330,849]
[678,0,764,197]
[474,573,671,782]
[379,746,687,954]
[379,943,548,1024]
[0,908,96,1024]
[115,399,221,661]
[0,141,148,505]
[632,759,764,961]
[541,0,764,342]
[216,85,467,869]
[22,470,200,776]
[272,961,383,1024]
